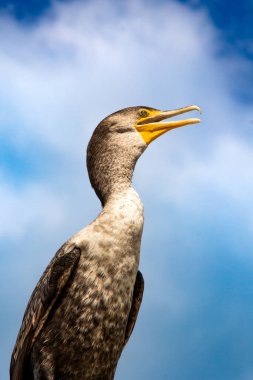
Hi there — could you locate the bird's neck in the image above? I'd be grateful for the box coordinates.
[103,186,143,219]
[72,185,144,261]
[87,146,138,206]
[98,186,144,260]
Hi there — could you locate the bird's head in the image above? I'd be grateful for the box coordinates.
[87,105,201,204]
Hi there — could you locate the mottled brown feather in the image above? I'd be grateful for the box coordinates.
[10,244,81,380]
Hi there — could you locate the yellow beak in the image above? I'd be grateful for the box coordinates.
[135,105,201,144]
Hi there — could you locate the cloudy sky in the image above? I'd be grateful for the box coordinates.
[1,0,253,379]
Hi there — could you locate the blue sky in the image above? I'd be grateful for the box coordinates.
[1,0,253,379]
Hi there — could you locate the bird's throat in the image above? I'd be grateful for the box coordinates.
[87,146,139,206]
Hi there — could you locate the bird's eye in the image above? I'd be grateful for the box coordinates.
[139,110,149,118]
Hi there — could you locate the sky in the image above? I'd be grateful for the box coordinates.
[1,0,253,379]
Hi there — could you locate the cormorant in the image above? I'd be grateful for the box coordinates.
[10,105,200,380]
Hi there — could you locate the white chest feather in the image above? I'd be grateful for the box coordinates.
[73,187,144,263]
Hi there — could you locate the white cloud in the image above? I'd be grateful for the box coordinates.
[1,0,245,151]
[0,175,65,238]
[139,134,253,205]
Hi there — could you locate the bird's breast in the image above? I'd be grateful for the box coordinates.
[72,193,142,336]
[48,248,137,369]
[38,188,144,374]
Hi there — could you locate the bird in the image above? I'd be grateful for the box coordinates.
[10,105,201,380]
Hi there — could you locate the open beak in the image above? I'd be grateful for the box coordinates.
[135,105,201,144]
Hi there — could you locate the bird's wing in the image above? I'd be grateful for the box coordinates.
[10,243,81,380]
[124,270,144,344]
